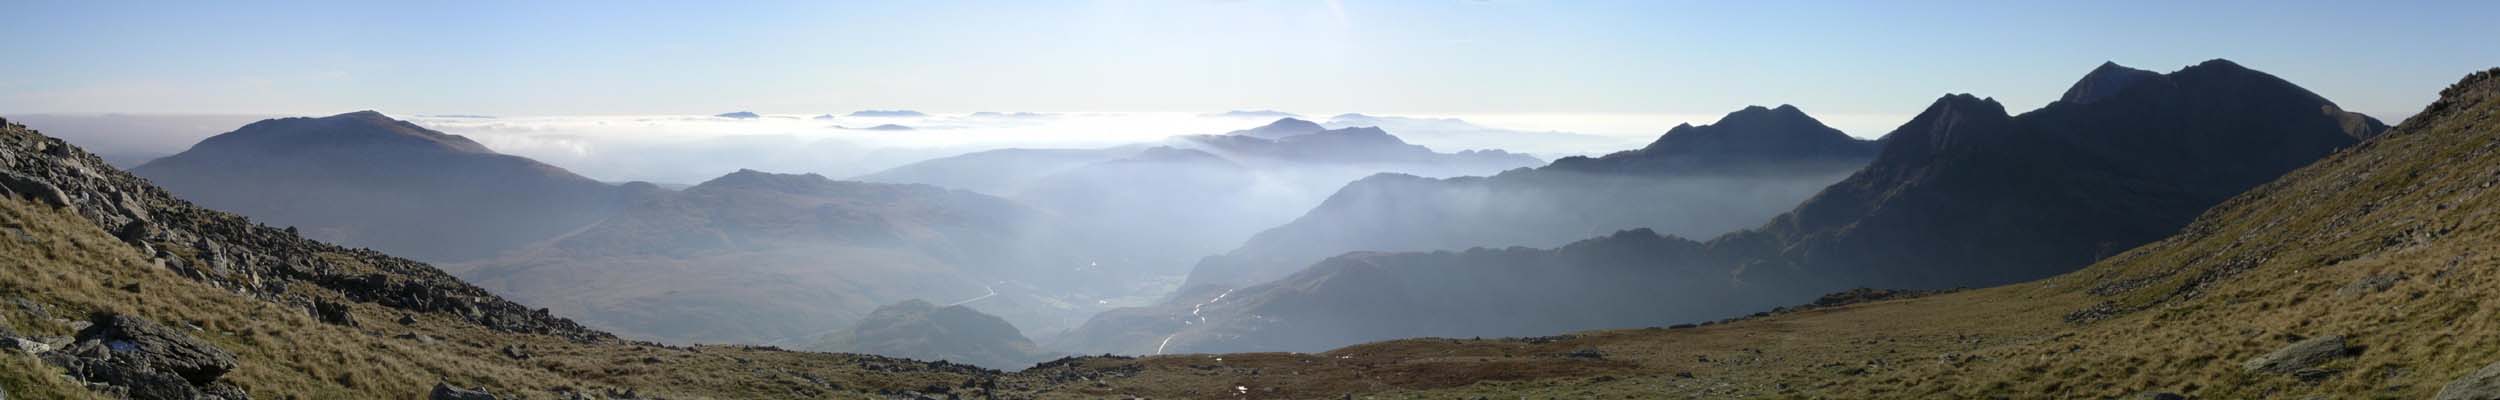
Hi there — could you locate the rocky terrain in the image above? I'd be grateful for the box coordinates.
[1180,104,1879,289]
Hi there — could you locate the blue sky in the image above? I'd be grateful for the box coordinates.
[2,0,2495,121]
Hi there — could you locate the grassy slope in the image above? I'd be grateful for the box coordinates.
[0,197,1005,399]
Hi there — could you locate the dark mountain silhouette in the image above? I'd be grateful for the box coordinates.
[130,111,634,262]
[1225,117,1326,139]
[1071,59,2390,354]
[2059,61,2164,104]
[808,299,1053,370]
[716,111,762,119]
[1180,104,1878,288]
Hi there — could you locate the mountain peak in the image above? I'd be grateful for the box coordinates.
[1641,104,1859,155]
[692,169,839,193]
[181,111,495,156]
[2060,61,2164,104]
[1227,117,1328,139]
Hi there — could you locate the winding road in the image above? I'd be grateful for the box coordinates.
[1155,288,1236,355]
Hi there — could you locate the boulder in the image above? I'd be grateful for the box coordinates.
[2336,273,2406,298]
[4,337,50,354]
[431,383,498,400]
[2437,361,2500,400]
[44,314,240,398]
[2241,335,2351,375]
[0,171,71,208]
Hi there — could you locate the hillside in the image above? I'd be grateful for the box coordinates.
[450,169,1095,346]
[810,300,1054,370]
[0,116,1011,399]
[130,111,634,262]
[1075,59,2390,355]
[1181,104,1879,289]
[988,65,2500,399]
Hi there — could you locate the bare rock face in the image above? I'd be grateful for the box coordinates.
[430,383,498,400]
[2241,335,2351,375]
[2439,361,2500,400]
[43,314,245,399]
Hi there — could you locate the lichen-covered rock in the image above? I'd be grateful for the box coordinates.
[430,382,498,400]
[2242,335,2350,375]
[2438,361,2500,400]
[42,315,243,399]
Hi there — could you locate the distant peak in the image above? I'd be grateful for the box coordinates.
[696,168,838,192]
[1929,93,2009,115]
[188,110,495,155]
[2191,58,2249,72]
[2060,61,2164,104]
[1267,117,1320,128]
[1712,104,1827,129]
[1228,117,1328,139]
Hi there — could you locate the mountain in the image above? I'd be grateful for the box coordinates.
[0,116,1015,398]
[1225,117,1326,139]
[1321,113,1652,157]
[715,111,762,119]
[449,169,1092,345]
[853,146,1149,196]
[847,110,927,117]
[1037,65,2500,399]
[1179,104,1878,289]
[808,299,1053,370]
[6,66,2491,400]
[1075,59,2390,354]
[130,111,634,262]
[861,122,1543,286]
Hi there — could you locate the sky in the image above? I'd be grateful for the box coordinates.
[3,0,2495,122]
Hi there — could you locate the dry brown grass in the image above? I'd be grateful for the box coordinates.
[0,198,995,399]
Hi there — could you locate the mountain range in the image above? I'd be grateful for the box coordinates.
[1181,104,1879,289]
[5,64,2498,399]
[862,118,1544,283]
[1069,59,2392,355]
[446,169,1084,345]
